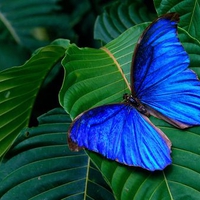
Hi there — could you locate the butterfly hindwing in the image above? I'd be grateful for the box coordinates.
[132,13,200,128]
[68,104,171,171]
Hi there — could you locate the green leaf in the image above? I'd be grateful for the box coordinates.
[0,39,69,158]
[179,28,200,75]
[59,24,149,118]
[0,108,115,200]
[154,0,200,40]
[94,0,156,43]
[0,0,72,49]
[59,22,200,198]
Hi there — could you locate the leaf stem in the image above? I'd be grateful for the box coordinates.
[0,11,21,44]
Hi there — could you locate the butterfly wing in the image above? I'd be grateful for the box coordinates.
[142,69,200,128]
[132,13,200,128]
[68,104,171,171]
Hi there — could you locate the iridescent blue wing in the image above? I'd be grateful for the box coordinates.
[142,69,200,128]
[68,104,171,171]
[132,13,200,128]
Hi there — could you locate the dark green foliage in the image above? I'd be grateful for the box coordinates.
[0,0,200,199]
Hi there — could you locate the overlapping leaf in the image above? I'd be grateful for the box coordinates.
[0,108,115,200]
[154,0,200,40]
[59,21,200,199]
[0,39,69,158]
[94,0,156,43]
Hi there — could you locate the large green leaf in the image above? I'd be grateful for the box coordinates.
[59,23,149,118]
[154,0,200,40]
[0,108,115,200]
[94,0,156,43]
[179,28,200,75]
[0,39,69,158]
[59,22,200,198]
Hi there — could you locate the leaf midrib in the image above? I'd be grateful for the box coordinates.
[163,171,173,200]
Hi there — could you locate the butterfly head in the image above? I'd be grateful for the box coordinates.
[123,93,150,117]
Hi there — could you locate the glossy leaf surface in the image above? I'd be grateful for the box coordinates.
[154,0,200,40]
[0,108,115,200]
[0,39,69,158]
[94,0,156,43]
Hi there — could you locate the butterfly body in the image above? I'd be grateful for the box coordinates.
[68,13,200,171]
[123,93,149,116]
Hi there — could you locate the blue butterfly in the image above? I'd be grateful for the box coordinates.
[68,13,200,171]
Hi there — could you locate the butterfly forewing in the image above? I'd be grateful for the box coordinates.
[131,13,200,128]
